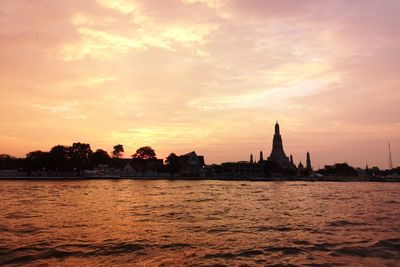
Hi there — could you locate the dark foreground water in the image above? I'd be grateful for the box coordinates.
[0,180,399,266]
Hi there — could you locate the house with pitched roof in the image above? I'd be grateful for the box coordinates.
[179,151,205,177]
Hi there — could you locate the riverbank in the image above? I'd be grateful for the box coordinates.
[0,176,399,182]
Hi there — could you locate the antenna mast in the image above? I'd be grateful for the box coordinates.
[388,142,393,169]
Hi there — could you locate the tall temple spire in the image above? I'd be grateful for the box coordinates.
[275,121,280,135]
[268,121,292,168]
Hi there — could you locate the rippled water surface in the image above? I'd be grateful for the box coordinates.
[0,180,399,266]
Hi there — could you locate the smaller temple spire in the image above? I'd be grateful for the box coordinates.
[306,151,312,171]
[259,150,264,162]
[290,154,294,165]
[298,161,304,169]
[250,154,253,163]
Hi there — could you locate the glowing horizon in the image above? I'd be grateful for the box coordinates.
[0,0,399,168]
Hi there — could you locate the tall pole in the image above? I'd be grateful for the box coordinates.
[389,142,393,170]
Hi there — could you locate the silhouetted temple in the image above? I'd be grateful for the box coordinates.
[267,121,293,169]
[220,121,312,177]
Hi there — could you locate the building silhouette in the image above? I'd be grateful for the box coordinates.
[267,121,294,169]
[179,151,205,176]
[221,121,302,177]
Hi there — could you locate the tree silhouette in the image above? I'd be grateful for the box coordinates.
[69,143,93,171]
[0,154,12,160]
[321,163,358,177]
[165,153,181,176]
[0,154,20,170]
[91,149,111,165]
[132,146,156,160]
[112,144,124,158]
[49,145,69,171]
[26,150,49,171]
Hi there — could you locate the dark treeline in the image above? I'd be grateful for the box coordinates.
[1,143,399,178]
[317,163,358,177]
[0,143,170,173]
[315,163,400,177]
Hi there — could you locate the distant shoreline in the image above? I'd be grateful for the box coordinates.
[0,176,399,182]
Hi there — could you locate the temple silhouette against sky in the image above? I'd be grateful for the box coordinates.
[267,121,293,169]
[1,121,398,179]
[221,121,312,177]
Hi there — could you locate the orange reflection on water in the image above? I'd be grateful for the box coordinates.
[0,180,399,266]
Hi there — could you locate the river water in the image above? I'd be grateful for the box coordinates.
[0,180,399,266]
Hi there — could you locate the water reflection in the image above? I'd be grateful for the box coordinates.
[0,180,399,266]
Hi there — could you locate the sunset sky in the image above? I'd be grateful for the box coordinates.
[0,0,399,168]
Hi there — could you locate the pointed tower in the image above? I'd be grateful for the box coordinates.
[250,154,253,163]
[298,161,304,170]
[259,151,264,163]
[389,143,393,170]
[267,121,291,168]
[306,152,312,171]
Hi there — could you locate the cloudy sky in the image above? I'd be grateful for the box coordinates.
[0,0,399,168]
